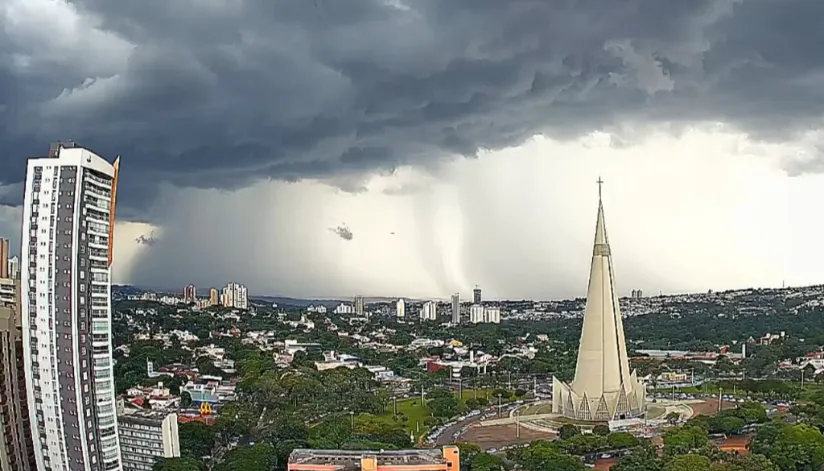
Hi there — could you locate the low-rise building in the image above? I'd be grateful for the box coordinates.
[288,446,459,471]
[118,408,180,471]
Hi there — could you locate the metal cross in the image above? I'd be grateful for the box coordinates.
[597,177,604,200]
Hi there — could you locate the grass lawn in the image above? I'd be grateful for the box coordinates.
[368,388,524,439]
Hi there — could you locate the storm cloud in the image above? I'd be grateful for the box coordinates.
[2,0,824,215]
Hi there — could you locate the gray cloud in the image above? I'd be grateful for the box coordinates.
[2,0,824,214]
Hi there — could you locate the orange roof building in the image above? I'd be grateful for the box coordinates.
[288,446,459,471]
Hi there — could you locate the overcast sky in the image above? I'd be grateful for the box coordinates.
[2,0,824,300]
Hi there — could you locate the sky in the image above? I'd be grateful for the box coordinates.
[2,0,824,300]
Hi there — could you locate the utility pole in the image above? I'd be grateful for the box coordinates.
[421,387,425,407]
[515,411,521,438]
[718,388,723,413]
[497,393,503,418]
[458,378,463,400]
[508,371,512,390]
[533,375,538,394]
[393,396,397,416]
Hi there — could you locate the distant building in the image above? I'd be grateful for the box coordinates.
[288,446,459,471]
[469,304,485,323]
[222,282,248,309]
[473,286,482,304]
[469,304,499,324]
[421,301,437,321]
[396,298,405,318]
[0,238,8,278]
[354,295,364,317]
[0,247,36,471]
[451,293,460,324]
[117,408,180,471]
[484,307,501,324]
[183,284,197,303]
[6,256,19,280]
[631,289,643,299]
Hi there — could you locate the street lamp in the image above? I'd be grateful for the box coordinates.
[350,411,355,432]
[497,393,503,418]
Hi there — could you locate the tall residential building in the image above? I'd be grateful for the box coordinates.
[395,299,405,318]
[7,256,19,280]
[0,244,36,471]
[469,305,484,323]
[552,180,645,421]
[472,286,481,304]
[183,285,196,303]
[209,288,219,306]
[420,301,437,321]
[288,446,459,471]
[21,143,123,471]
[484,307,501,324]
[450,293,460,324]
[221,283,248,309]
[117,408,180,471]
[0,238,8,278]
[354,296,364,317]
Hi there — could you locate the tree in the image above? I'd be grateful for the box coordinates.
[666,412,682,425]
[664,454,712,471]
[454,442,482,469]
[612,444,663,471]
[214,443,277,471]
[710,453,776,471]
[153,457,201,471]
[180,391,192,408]
[507,440,585,471]
[558,424,582,440]
[750,423,824,471]
[592,424,610,436]
[178,422,216,459]
[607,432,640,450]
[469,453,504,471]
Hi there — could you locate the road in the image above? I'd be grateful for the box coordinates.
[432,399,543,446]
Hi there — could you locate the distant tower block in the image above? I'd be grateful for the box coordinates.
[552,178,646,421]
[473,286,482,304]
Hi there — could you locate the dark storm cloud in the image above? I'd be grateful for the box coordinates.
[3,0,824,214]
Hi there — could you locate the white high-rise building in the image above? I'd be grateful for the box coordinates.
[420,301,437,321]
[396,299,405,318]
[451,293,460,324]
[552,180,646,421]
[469,304,484,323]
[221,282,248,309]
[7,255,19,280]
[21,143,122,471]
[484,307,501,324]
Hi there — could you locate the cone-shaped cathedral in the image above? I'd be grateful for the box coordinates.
[552,179,646,421]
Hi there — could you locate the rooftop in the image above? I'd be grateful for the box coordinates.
[289,448,452,468]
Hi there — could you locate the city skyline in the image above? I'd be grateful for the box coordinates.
[2,1,824,300]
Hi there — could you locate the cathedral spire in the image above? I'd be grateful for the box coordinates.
[551,179,646,421]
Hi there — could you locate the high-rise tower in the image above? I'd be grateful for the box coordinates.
[451,293,460,324]
[21,144,122,470]
[0,239,36,471]
[552,179,645,421]
[472,287,481,304]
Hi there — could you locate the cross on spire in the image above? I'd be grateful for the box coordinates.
[597,177,604,201]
